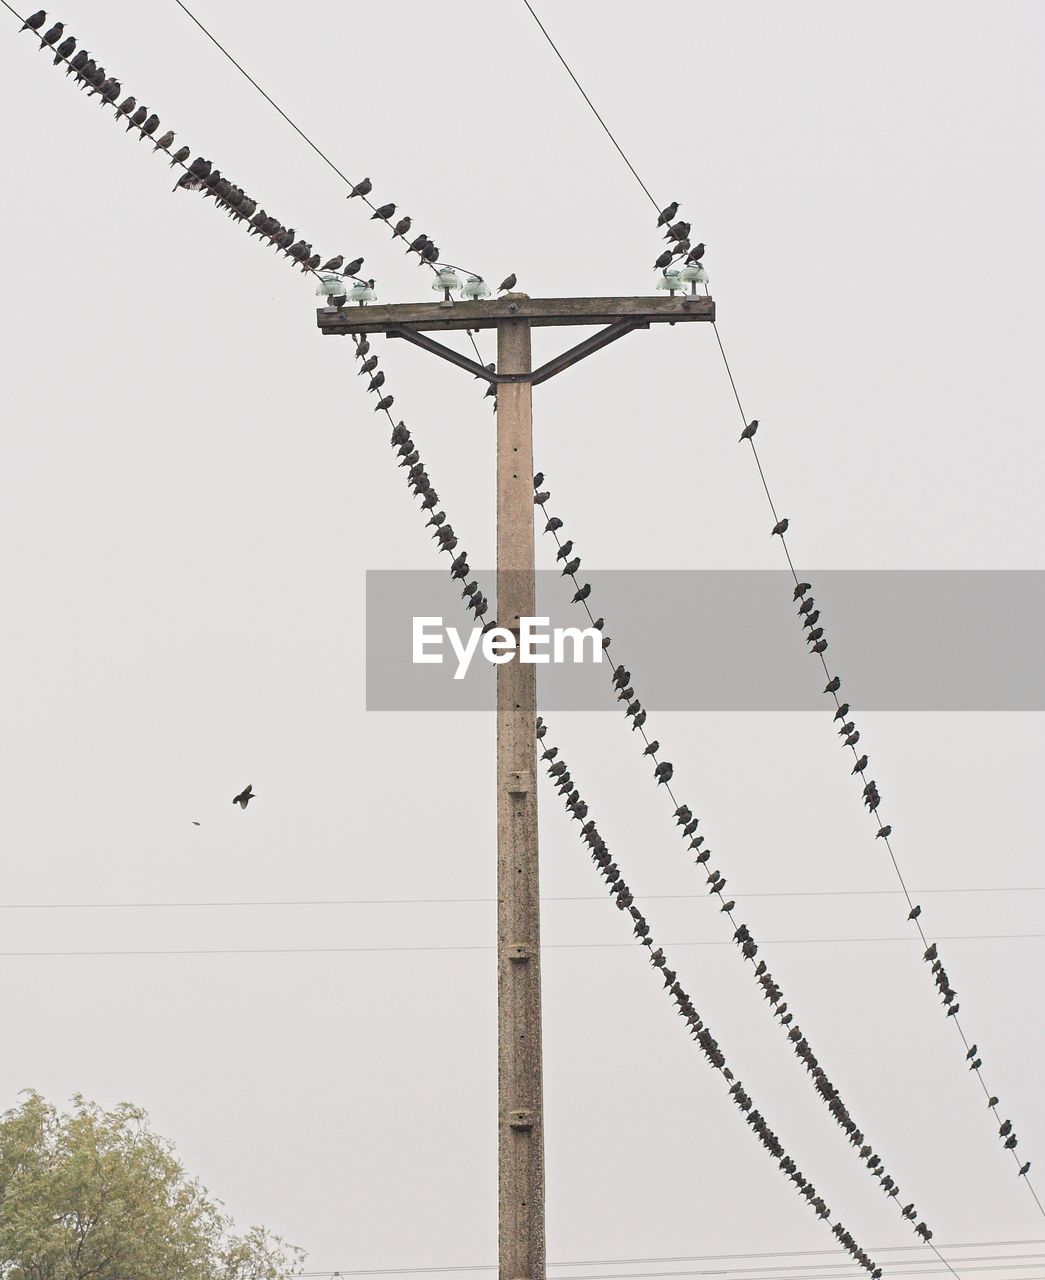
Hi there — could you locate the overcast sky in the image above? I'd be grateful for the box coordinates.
[1,2,1044,1278]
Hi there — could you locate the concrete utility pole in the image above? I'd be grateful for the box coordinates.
[318,291,715,1279]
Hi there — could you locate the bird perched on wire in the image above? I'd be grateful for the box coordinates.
[52,33,75,65]
[653,249,673,270]
[420,241,440,263]
[825,676,841,693]
[375,396,394,413]
[657,201,679,227]
[367,371,386,394]
[772,518,789,536]
[498,273,517,293]
[392,216,412,238]
[233,784,254,810]
[740,420,758,442]
[113,94,136,122]
[38,19,63,51]
[343,257,364,277]
[663,219,691,243]
[406,233,429,255]
[370,202,396,222]
[21,10,46,34]
[139,113,159,142]
[358,355,378,376]
[686,243,706,264]
[348,177,372,199]
[169,144,191,168]
[67,47,88,78]
[321,254,344,272]
[153,129,175,153]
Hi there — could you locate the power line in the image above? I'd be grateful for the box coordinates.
[169,0,483,282]
[519,1,660,214]
[1,885,1043,911]
[292,1239,1045,1277]
[517,0,1044,1222]
[3,933,1045,960]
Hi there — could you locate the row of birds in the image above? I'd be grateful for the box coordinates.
[537,721,883,1279]
[358,337,502,635]
[740,424,1034,1181]
[531,479,940,1240]
[19,12,509,300]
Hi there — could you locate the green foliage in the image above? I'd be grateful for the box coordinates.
[0,1092,303,1280]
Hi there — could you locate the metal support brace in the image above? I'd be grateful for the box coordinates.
[387,319,649,387]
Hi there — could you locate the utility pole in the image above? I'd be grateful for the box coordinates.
[318,290,715,1278]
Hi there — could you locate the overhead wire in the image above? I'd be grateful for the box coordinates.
[517,0,1044,1221]
[169,0,486,283]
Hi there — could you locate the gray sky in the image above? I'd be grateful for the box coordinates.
[1,1,1044,1277]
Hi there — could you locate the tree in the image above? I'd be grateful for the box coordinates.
[0,1092,304,1280]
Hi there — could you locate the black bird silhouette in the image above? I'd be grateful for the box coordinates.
[1019,1162,1031,1176]
[169,145,190,168]
[359,356,379,376]
[739,420,758,441]
[545,517,563,532]
[824,676,841,693]
[406,233,429,255]
[840,728,858,745]
[348,177,372,199]
[562,557,581,577]
[833,703,851,721]
[153,130,175,152]
[572,584,591,604]
[988,1096,999,1108]
[876,825,892,839]
[632,710,647,731]
[802,610,821,630]
[392,216,412,238]
[53,34,75,65]
[114,94,136,121]
[368,372,386,393]
[852,754,868,774]
[370,202,395,221]
[657,201,679,226]
[653,250,673,270]
[21,10,46,34]
[797,598,815,616]
[498,273,517,293]
[139,114,159,141]
[375,395,394,412]
[772,518,789,536]
[907,905,921,921]
[67,47,89,77]
[643,741,660,756]
[38,19,63,50]
[1000,1120,1013,1136]
[556,541,575,562]
[966,1044,978,1059]
[794,582,812,600]
[321,255,344,272]
[534,490,550,505]
[686,242,706,264]
[420,242,440,263]
[127,105,147,132]
[233,785,254,809]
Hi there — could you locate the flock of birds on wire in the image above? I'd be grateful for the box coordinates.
[12,2,1038,1230]
[538,721,887,1278]
[15,9,518,315]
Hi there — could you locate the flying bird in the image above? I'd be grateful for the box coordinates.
[498,273,517,292]
[233,785,254,809]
